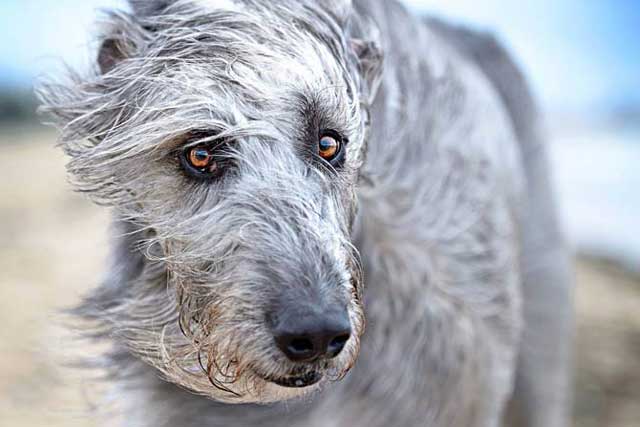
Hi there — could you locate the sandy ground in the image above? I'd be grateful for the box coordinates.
[1,125,639,426]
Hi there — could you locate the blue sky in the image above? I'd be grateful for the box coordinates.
[1,0,639,115]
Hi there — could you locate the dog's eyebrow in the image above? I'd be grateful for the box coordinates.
[158,120,284,150]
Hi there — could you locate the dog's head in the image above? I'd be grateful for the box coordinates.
[39,0,382,403]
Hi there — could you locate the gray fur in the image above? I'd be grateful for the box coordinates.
[37,0,572,426]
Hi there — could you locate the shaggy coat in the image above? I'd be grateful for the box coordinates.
[39,0,573,426]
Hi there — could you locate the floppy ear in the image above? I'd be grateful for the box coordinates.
[351,36,383,102]
[98,0,169,75]
[318,0,353,21]
[98,37,133,74]
[128,0,176,17]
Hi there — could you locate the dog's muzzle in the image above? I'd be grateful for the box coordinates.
[267,304,351,388]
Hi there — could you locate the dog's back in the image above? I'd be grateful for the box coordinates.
[426,17,574,427]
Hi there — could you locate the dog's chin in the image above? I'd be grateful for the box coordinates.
[229,371,324,404]
[262,370,323,389]
[195,339,360,404]
[263,378,323,401]
[199,372,323,405]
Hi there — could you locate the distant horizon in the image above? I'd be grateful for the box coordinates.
[1,0,639,116]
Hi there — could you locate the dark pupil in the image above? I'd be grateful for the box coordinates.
[194,149,209,162]
[320,137,336,151]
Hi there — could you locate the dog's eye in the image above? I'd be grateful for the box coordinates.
[318,131,345,165]
[181,145,221,178]
[189,147,213,169]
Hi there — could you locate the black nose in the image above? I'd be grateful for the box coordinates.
[273,309,351,363]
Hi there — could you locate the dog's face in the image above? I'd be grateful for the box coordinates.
[40,0,381,403]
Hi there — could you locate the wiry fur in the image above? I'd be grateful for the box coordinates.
[38,0,572,426]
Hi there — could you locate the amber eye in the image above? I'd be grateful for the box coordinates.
[188,146,212,168]
[181,145,221,178]
[318,132,344,164]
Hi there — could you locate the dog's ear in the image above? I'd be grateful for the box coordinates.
[318,0,353,21]
[351,36,383,103]
[98,3,155,75]
[98,37,133,75]
[128,0,175,17]
[98,0,172,74]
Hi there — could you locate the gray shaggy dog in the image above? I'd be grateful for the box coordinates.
[38,0,573,426]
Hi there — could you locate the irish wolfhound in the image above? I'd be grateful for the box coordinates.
[38,0,573,426]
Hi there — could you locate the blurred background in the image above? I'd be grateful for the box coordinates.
[0,0,638,426]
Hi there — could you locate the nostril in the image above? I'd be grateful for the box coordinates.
[275,334,320,362]
[329,334,349,348]
[288,337,314,355]
[327,333,350,358]
[273,308,352,362]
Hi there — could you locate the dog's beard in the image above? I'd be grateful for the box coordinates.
[143,271,364,404]
[131,222,366,404]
